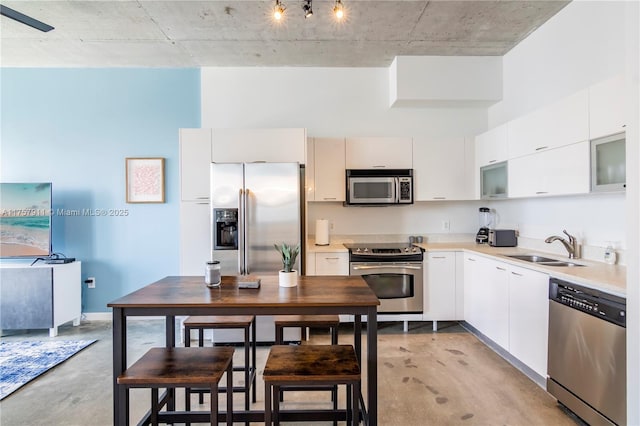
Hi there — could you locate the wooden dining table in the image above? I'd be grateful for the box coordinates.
[108,274,380,425]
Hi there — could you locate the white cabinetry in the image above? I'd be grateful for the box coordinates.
[508,141,590,198]
[508,265,549,377]
[305,252,349,276]
[345,137,412,169]
[314,252,349,275]
[475,123,508,167]
[424,252,464,323]
[212,128,306,163]
[0,262,81,337]
[308,138,346,202]
[179,128,213,275]
[180,128,212,201]
[589,74,626,139]
[508,89,589,159]
[179,202,211,275]
[414,137,474,200]
[463,255,509,350]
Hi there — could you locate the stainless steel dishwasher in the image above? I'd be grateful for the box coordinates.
[547,277,626,426]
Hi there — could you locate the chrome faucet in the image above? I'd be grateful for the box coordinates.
[545,230,580,259]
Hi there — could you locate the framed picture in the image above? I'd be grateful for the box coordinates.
[125,158,165,203]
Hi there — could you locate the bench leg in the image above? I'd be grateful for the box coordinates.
[265,382,272,425]
[226,360,233,426]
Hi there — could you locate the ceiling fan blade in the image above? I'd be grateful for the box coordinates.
[0,5,54,32]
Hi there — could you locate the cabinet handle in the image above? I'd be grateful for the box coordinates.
[511,271,523,276]
[535,146,549,151]
[196,196,209,200]
[372,165,386,168]
[432,197,446,200]
[323,197,337,200]
[488,160,497,164]
[431,256,446,259]
[324,257,339,260]
[196,202,209,205]
[535,191,548,195]
[496,266,506,271]
[467,258,476,262]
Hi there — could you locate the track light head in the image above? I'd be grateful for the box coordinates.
[273,0,286,20]
[333,0,344,20]
[303,0,313,18]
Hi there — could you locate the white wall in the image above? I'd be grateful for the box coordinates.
[201,67,486,137]
[488,0,627,126]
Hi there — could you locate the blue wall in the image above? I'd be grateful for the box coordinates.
[1,68,201,312]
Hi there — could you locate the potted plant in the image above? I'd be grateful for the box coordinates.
[274,242,300,287]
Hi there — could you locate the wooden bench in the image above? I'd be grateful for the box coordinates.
[263,345,361,426]
[117,347,234,425]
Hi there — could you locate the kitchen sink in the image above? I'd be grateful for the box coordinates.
[506,254,585,267]
[507,255,557,263]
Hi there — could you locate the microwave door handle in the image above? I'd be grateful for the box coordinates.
[394,177,400,203]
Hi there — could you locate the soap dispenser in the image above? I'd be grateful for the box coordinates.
[604,243,617,265]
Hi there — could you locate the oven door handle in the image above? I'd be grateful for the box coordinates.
[352,265,422,270]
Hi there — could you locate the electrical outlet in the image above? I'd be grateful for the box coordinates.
[442,220,450,232]
[85,277,96,289]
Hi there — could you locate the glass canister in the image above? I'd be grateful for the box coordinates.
[205,261,221,287]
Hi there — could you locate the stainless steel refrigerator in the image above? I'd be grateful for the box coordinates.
[209,162,303,343]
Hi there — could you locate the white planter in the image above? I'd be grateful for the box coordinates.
[279,270,297,287]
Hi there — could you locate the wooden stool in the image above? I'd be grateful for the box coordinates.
[263,345,361,426]
[274,315,340,345]
[117,347,234,426]
[274,314,341,416]
[183,315,257,413]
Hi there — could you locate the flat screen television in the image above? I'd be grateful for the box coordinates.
[0,182,52,258]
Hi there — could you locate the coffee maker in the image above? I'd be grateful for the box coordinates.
[476,207,494,244]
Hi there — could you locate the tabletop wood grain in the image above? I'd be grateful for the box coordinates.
[107,275,380,308]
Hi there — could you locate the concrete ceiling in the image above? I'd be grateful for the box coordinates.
[0,0,570,67]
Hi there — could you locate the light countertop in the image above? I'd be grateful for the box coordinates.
[306,238,626,297]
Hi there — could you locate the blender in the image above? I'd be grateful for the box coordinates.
[476,207,494,244]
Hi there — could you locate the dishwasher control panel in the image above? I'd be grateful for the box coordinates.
[549,277,626,327]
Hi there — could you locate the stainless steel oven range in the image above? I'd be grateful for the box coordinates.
[345,243,423,314]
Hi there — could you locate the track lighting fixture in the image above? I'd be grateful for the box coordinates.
[303,0,313,18]
[333,0,344,20]
[271,0,344,22]
[273,0,285,21]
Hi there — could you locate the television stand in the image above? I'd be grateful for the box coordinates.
[0,261,81,337]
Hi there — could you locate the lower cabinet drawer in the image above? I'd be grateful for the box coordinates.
[315,252,349,275]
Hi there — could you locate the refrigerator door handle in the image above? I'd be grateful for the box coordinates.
[238,188,244,274]
[244,188,250,274]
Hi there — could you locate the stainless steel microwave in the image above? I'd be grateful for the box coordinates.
[345,169,413,205]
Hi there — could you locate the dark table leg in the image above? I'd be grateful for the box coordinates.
[113,307,128,426]
[166,315,176,411]
[367,307,377,426]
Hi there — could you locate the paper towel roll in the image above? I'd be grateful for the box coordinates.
[315,219,330,246]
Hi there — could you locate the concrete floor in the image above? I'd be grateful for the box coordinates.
[0,320,582,425]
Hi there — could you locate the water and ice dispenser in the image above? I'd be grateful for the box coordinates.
[214,208,238,250]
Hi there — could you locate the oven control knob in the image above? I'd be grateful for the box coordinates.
[364,248,369,253]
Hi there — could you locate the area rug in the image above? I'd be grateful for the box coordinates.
[0,339,96,400]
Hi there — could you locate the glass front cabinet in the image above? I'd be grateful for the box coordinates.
[481,161,508,199]
[591,132,626,192]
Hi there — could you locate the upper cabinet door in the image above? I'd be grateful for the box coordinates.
[212,128,306,163]
[345,137,412,169]
[180,128,212,201]
[414,136,473,201]
[508,89,589,159]
[314,138,346,202]
[475,123,508,168]
[589,74,626,140]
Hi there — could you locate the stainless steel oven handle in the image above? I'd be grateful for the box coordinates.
[352,265,422,270]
